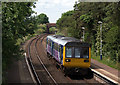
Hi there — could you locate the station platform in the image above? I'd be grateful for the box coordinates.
[91,59,120,84]
[5,57,33,84]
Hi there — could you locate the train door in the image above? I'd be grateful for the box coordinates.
[52,42,54,56]
[48,39,52,55]
[60,45,63,64]
[47,39,50,53]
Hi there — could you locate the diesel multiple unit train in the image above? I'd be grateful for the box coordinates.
[46,35,91,75]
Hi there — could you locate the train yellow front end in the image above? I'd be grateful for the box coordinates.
[46,35,91,76]
[63,44,91,68]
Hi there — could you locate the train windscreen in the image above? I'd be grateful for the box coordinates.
[66,47,72,58]
[66,47,89,58]
[74,47,89,58]
[82,48,89,58]
[75,48,81,58]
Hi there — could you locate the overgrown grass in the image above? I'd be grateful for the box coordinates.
[91,53,120,71]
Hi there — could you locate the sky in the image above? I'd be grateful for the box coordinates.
[32,0,78,23]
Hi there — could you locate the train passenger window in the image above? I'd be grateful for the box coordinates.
[48,40,49,45]
[54,43,58,51]
[51,42,52,47]
[49,41,51,46]
[56,44,58,51]
[59,45,61,52]
[75,48,81,58]
[66,47,72,58]
[82,48,89,58]
[48,40,51,46]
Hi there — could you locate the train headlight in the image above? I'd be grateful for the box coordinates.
[65,59,71,62]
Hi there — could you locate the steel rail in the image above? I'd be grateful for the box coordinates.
[27,37,41,85]
[24,52,36,83]
[35,34,58,85]
[39,34,119,85]
[27,33,119,85]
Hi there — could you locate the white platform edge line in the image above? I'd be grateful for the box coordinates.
[99,69,120,80]
[24,53,36,83]
[90,68,119,84]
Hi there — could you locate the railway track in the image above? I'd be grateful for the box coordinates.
[24,34,118,85]
[35,34,98,84]
[26,36,41,84]
[35,34,58,84]
[26,34,57,84]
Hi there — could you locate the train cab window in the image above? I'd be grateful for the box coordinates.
[75,48,81,58]
[82,48,89,58]
[66,47,72,58]
[59,45,61,52]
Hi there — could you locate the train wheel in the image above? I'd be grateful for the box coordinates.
[85,68,93,79]
[47,52,50,59]
[61,66,67,77]
[56,63,60,69]
[47,52,49,57]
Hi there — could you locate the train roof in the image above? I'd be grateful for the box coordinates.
[47,35,90,47]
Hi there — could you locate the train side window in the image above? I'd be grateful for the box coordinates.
[54,43,56,50]
[53,43,55,50]
[48,40,52,47]
[82,47,89,58]
[49,40,51,46]
[48,39,50,45]
[59,45,61,52]
[54,43,58,51]
[66,47,72,58]
[56,43,58,51]
[50,41,52,47]
[54,43,57,51]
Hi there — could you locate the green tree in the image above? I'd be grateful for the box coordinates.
[56,10,75,36]
[57,2,120,64]
[37,13,49,24]
[2,2,36,71]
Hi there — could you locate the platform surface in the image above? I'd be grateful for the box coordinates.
[91,59,120,84]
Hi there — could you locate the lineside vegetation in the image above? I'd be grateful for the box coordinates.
[56,2,120,70]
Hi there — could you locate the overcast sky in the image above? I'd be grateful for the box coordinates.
[32,0,77,23]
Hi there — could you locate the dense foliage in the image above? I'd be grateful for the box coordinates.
[34,24,47,35]
[37,13,49,24]
[56,10,75,36]
[2,2,36,71]
[56,2,120,65]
